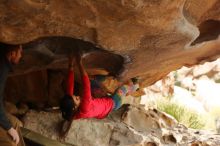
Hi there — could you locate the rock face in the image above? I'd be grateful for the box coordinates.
[22,105,220,146]
[1,1,220,145]
[5,69,65,107]
[0,0,220,86]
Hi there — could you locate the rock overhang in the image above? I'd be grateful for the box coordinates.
[0,0,220,87]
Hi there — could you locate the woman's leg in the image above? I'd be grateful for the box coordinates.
[111,83,139,110]
[93,75,120,94]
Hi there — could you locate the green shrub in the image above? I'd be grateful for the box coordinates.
[158,102,184,121]
[158,102,205,129]
[186,113,205,129]
[174,81,181,87]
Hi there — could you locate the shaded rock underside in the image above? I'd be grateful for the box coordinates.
[0,0,220,86]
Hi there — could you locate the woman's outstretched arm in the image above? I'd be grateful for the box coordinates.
[66,56,74,96]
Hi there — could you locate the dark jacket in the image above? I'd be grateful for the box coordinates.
[0,57,12,130]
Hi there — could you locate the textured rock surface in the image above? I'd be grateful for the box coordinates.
[22,105,220,146]
[0,0,220,86]
[1,1,220,145]
[5,70,49,107]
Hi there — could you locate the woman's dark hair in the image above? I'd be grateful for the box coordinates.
[60,94,77,121]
